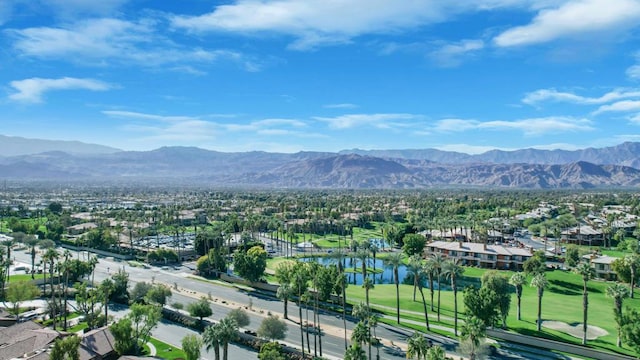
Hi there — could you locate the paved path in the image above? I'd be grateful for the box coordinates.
[146,341,157,356]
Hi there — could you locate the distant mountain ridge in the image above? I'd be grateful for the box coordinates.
[2,135,640,189]
[340,142,640,168]
[0,135,121,157]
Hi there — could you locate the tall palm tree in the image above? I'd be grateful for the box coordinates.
[334,249,349,350]
[417,262,430,331]
[460,316,486,360]
[276,282,292,320]
[61,250,72,330]
[509,272,526,321]
[217,317,238,360]
[431,253,445,321]
[384,252,403,324]
[292,262,309,357]
[624,254,639,299]
[203,323,221,360]
[530,273,548,331]
[407,332,430,360]
[355,248,370,283]
[43,248,59,329]
[407,254,422,302]
[351,321,370,359]
[574,262,595,345]
[99,278,114,323]
[361,278,374,360]
[89,256,99,287]
[606,283,629,347]
[24,236,39,280]
[442,259,464,336]
[424,257,436,312]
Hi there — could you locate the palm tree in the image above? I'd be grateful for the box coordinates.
[361,278,374,360]
[407,332,430,360]
[355,248,370,283]
[424,257,436,312]
[530,273,548,331]
[24,236,39,280]
[426,345,446,360]
[460,316,486,360]
[407,254,422,302]
[351,321,370,359]
[606,283,629,347]
[573,262,595,345]
[43,248,59,329]
[344,343,367,360]
[509,272,526,321]
[442,259,464,336]
[61,250,72,330]
[417,262,431,331]
[99,278,114,323]
[276,282,292,320]
[334,249,349,350]
[292,262,309,357]
[203,323,221,360]
[384,252,403,324]
[431,253,444,321]
[217,317,238,360]
[88,256,99,287]
[624,254,639,299]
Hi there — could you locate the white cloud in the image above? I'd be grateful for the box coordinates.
[429,39,484,67]
[522,88,640,105]
[170,1,537,50]
[494,0,640,47]
[631,114,640,124]
[7,18,260,70]
[324,103,358,109]
[436,143,510,154]
[593,100,640,114]
[9,77,111,103]
[435,116,593,135]
[104,110,219,142]
[314,113,420,129]
[628,64,640,80]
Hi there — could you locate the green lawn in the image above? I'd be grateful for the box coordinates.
[8,273,45,281]
[146,337,187,359]
[345,266,639,357]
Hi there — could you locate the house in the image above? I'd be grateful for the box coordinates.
[425,241,533,270]
[582,254,619,281]
[79,327,118,360]
[67,222,98,235]
[561,225,604,246]
[0,321,63,360]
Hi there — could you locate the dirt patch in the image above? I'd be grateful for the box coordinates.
[542,320,608,340]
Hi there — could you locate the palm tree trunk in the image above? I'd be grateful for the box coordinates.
[582,281,588,345]
[63,269,69,330]
[537,291,542,331]
[437,273,442,321]
[342,280,348,350]
[412,275,417,302]
[284,298,288,319]
[299,298,305,357]
[631,268,635,299]
[395,268,400,324]
[517,293,522,320]
[223,342,228,360]
[419,287,430,331]
[429,274,434,312]
[452,279,458,336]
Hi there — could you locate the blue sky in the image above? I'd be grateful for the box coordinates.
[2,0,640,154]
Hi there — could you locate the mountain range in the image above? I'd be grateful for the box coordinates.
[2,136,640,189]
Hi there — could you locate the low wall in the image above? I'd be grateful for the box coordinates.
[59,244,135,260]
[487,328,636,360]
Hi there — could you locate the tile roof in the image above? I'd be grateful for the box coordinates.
[427,241,533,257]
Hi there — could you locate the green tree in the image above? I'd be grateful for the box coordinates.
[481,271,511,328]
[74,282,104,329]
[417,261,431,331]
[274,261,295,319]
[430,253,445,321]
[227,308,250,328]
[145,284,172,306]
[407,332,430,360]
[442,259,464,336]
[233,245,268,282]
[530,273,548,331]
[218,317,238,360]
[407,254,422,302]
[624,254,639,299]
[351,320,370,348]
[463,286,499,328]
[182,334,202,360]
[49,335,81,360]
[509,272,526,321]
[384,252,404,324]
[565,245,581,268]
[111,268,130,304]
[257,315,288,341]
[606,283,629,347]
[99,278,114,322]
[203,324,221,360]
[110,317,135,355]
[460,316,486,360]
[621,308,640,356]
[258,342,286,360]
[573,262,595,345]
[128,303,162,354]
[523,256,545,275]
[344,343,367,360]
[6,280,40,315]
[188,297,213,325]
[130,281,152,303]
[402,234,426,257]
[426,345,446,360]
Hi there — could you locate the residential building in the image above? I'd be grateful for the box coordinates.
[561,225,604,247]
[582,254,619,281]
[425,240,533,270]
